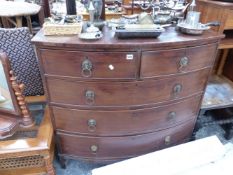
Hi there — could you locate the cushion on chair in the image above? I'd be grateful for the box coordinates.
[0,27,44,96]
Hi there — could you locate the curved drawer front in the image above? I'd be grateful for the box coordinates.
[140,43,217,78]
[40,49,138,79]
[52,95,201,136]
[58,120,195,160]
[47,69,210,107]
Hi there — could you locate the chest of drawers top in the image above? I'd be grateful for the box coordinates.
[32,27,223,51]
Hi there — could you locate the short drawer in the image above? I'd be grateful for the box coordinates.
[140,44,217,78]
[52,95,201,136]
[40,49,138,79]
[47,68,210,107]
[57,120,195,160]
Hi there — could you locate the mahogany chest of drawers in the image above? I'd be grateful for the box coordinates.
[32,27,223,164]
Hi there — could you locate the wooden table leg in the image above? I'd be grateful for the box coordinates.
[1,17,11,28]
[217,49,229,75]
[44,155,56,175]
[25,15,33,34]
[15,16,22,27]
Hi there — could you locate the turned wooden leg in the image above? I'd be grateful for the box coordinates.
[44,156,55,175]
[10,70,35,127]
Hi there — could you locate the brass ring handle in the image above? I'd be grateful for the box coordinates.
[81,58,93,77]
[164,136,171,145]
[85,90,95,105]
[167,111,176,121]
[172,84,182,98]
[90,145,98,153]
[178,57,189,71]
[88,119,96,132]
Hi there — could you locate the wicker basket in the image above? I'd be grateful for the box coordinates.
[43,21,83,36]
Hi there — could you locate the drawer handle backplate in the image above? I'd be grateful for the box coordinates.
[178,57,189,72]
[90,145,98,153]
[172,84,182,98]
[85,90,95,105]
[167,111,176,121]
[165,136,171,145]
[82,58,93,77]
[88,119,97,132]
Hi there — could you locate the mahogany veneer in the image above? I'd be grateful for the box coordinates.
[40,50,138,79]
[52,95,201,136]
[47,69,210,107]
[32,27,223,164]
[58,120,195,161]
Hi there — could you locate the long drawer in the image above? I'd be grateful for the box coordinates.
[47,69,210,107]
[40,49,138,80]
[57,120,195,160]
[52,95,201,136]
[140,43,217,78]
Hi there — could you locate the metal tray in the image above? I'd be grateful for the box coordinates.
[115,27,165,39]
[176,22,219,35]
[177,23,210,35]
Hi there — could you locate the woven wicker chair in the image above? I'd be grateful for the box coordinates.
[0,107,55,175]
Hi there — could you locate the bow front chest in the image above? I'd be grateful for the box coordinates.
[32,27,223,163]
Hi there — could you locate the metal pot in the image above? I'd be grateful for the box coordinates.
[153,11,173,24]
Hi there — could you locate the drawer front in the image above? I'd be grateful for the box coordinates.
[58,120,195,160]
[47,69,210,107]
[40,49,138,79]
[140,44,217,78]
[52,95,201,136]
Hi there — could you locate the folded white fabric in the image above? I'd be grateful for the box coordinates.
[92,136,228,175]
